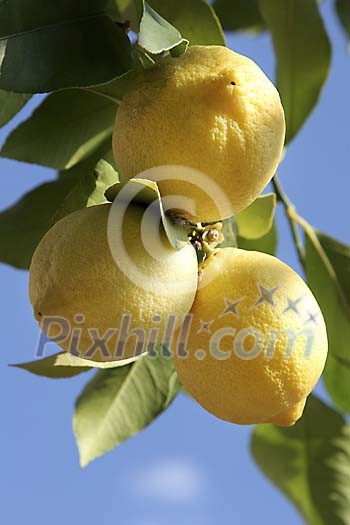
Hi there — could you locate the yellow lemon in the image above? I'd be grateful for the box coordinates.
[29,203,198,362]
[113,45,285,222]
[173,248,328,426]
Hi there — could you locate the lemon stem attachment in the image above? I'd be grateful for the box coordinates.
[188,222,224,262]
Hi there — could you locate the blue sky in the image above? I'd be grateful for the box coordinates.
[1,2,349,524]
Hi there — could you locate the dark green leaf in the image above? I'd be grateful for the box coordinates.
[101,148,118,170]
[238,222,277,255]
[0,175,81,269]
[85,70,138,105]
[0,1,132,93]
[1,90,116,169]
[73,353,181,466]
[12,351,143,379]
[0,90,31,128]
[259,0,331,143]
[251,395,350,525]
[235,193,276,239]
[149,0,225,45]
[138,3,188,54]
[0,139,112,269]
[336,0,350,46]
[213,0,264,32]
[305,230,350,412]
[317,232,350,302]
[0,0,108,35]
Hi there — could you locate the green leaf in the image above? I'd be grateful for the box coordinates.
[53,160,119,222]
[317,233,350,306]
[73,353,180,466]
[0,0,107,34]
[106,177,190,250]
[0,90,31,128]
[138,3,188,54]
[0,1,132,93]
[149,0,225,45]
[304,230,350,413]
[0,139,112,269]
[87,160,120,206]
[107,0,144,31]
[85,70,138,105]
[237,222,277,255]
[12,353,91,379]
[251,395,350,525]
[259,0,331,143]
[219,217,237,248]
[1,90,116,169]
[12,351,144,379]
[213,0,265,32]
[101,149,118,170]
[0,176,81,269]
[235,193,276,239]
[336,0,350,47]
[323,352,350,416]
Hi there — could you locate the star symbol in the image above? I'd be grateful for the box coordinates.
[197,320,213,334]
[219,297,244,318]
[283,296,304,315]
[304,311,320,325]
[253,284,279,308]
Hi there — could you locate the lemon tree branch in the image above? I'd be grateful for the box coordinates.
[272,175,306,267]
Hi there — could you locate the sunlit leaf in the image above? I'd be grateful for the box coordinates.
[74,353,181,466]
[149,0,225,45]
[12,353,91,378]
[251,395,350,525]
[238,222,277,255]
[138,3,188,54]
[259,0,331,143]
[11,351,144,378]
[236,193,276,239]
[106,177,190,250]
[107,0,144,30]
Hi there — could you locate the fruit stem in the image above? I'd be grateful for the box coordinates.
[272,176,306,267]
[188,222,224,262]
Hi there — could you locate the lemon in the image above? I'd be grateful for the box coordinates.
[29,203,198,362]
[173,248,328,426]
[113,45,285,222]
